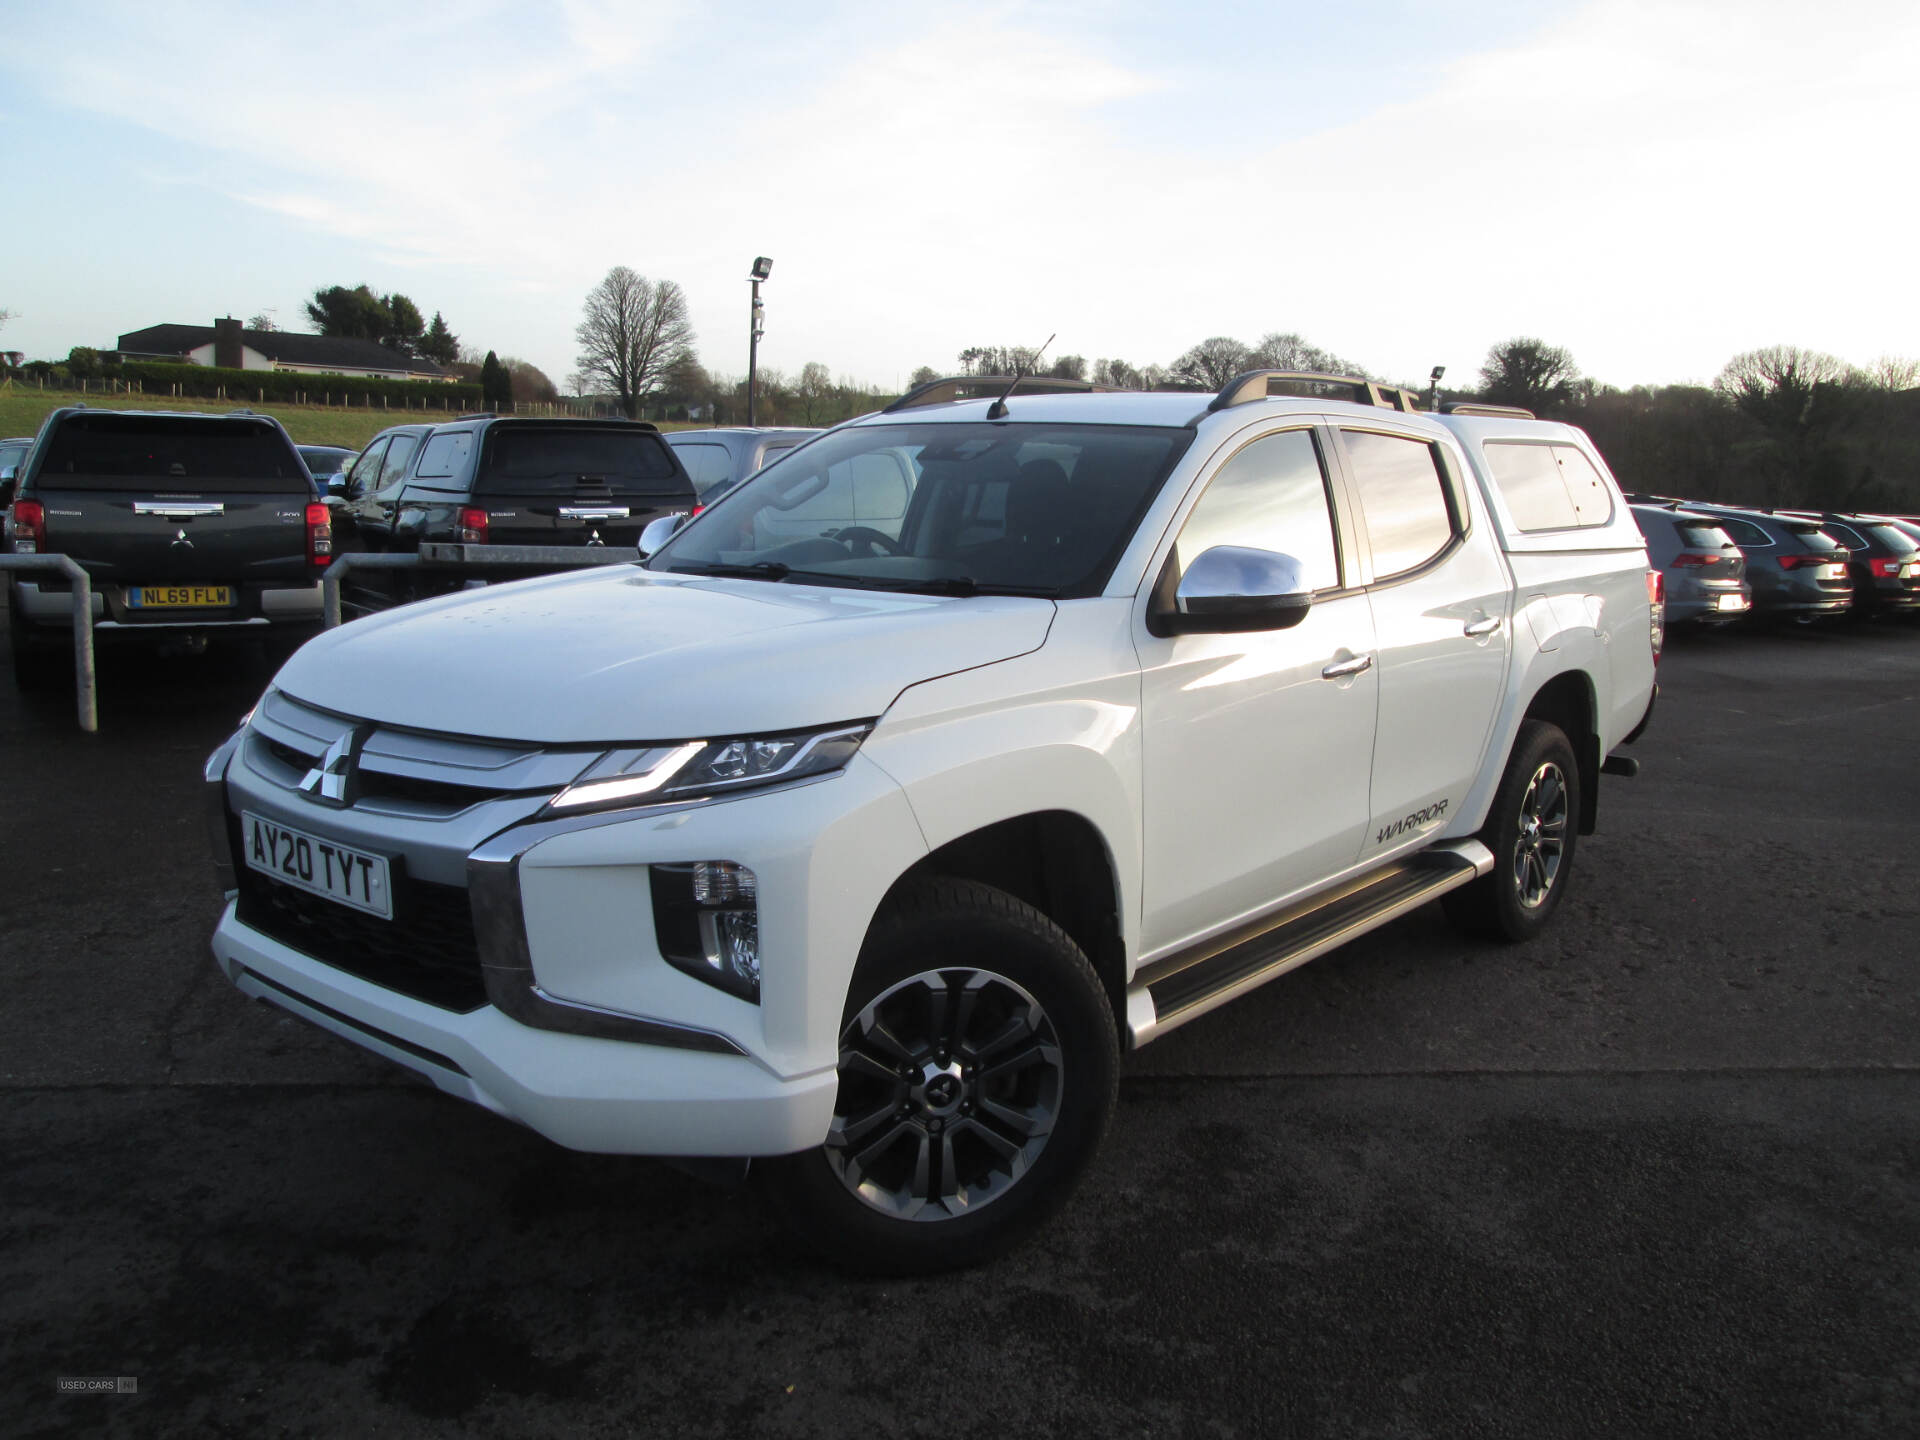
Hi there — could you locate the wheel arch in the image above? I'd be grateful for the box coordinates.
[876,809,1129,1036]
[1519,669,1601,835]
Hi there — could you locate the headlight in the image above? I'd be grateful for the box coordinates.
[549,723,872,813]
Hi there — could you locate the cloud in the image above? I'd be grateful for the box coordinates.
[5,0,1916,387]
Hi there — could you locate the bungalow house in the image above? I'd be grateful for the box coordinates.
[114,317,451,381]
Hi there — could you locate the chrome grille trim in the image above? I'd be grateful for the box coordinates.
[246,690,596,817]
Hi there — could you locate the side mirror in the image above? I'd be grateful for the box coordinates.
[1152,545,1315,635]
[638,513,687,557]
[326,475,349,498]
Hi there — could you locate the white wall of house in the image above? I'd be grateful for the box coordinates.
[181,343,443,381]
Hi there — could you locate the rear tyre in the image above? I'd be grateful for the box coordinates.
[756,877,1118,1275]
[1443,719,1580,943]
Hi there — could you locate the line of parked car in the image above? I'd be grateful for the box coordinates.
[1628,494,1920,630]
[0,407,822,688]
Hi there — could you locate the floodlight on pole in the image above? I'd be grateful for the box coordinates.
[1427,364,1446,411]
[748,257,772,425]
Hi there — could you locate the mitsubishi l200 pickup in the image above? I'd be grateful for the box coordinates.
[204,372,1659,1272]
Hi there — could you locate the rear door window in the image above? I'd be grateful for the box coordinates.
[1341,429,1457,578]
[34,415,311,493]
[375,434,421,497]
[477,427,686,495]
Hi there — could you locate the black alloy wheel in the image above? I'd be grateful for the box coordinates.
[1444,718,1581,943]
[758,877,1117,1274]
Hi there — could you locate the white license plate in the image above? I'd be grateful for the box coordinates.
[1716,594,1748,611]
[241,811,393,919]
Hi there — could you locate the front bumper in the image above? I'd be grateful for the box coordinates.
[212,905,838,1155]
[207,728,927,1156]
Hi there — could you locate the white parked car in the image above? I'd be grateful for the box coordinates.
[205,374,1658,1272]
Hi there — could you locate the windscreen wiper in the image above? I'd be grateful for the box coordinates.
[668,560,791,580]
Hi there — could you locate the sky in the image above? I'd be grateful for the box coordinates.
[2,0,1916,394]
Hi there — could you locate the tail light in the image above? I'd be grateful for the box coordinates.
[1778,553,1836,570]
[1671,553,1717,568]
[458,507,489,544]
[1870,557,1902,578]
[1646,568,1664,659]
[305,502,332,569]
[689,504,704,518]
[9,498,46,552]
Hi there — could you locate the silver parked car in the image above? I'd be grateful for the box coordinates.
[1630,504,1751,625]
[664,427,820,502]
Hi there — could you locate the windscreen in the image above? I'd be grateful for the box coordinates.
[1677,523,1735,549]
[34,414,311,493]
[649,421,1192,599]
[1787,525,1843,552]
[1862,524,1919,556]
[475,426,686,495]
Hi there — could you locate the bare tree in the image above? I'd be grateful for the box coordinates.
[1247,331,1367,378]
[909,365,939,387]
[1864,355,1920,392]
[246,311,279,332]
[796,361,833,424]
[1479,338,1581,414]
[1173,337,1252,389]
[574,266,697,419]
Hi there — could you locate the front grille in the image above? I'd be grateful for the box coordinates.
[233,826,487,1013]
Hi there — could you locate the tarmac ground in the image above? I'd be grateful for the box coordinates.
[4,610,1917,1438]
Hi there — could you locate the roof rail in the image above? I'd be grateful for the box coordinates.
[455,412,497,420]
[1440,401,1537,419]
[1209,371,1423,415]
[882,374,1123,414]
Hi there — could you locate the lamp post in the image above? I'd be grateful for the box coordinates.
[747,256,772,425]
[1427,364,1446,412]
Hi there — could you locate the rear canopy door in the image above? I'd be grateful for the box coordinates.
[26,413,315,583]
[469,425,694,547]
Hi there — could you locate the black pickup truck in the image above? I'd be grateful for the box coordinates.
[329,414,699,610]
[3,408,328,688]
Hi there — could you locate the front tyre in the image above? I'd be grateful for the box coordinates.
[1443,719,1580,943]
[757,877,1118,1274]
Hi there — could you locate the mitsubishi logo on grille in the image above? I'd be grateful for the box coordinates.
[298,726,368,806]
[171,528,194,549]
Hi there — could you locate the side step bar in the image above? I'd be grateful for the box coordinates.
[1126,840,1494,1047]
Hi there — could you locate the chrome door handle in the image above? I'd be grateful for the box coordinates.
[1464,616,1501,637]
[1321,653,1374,680]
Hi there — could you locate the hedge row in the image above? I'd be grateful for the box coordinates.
[107,360,483,410]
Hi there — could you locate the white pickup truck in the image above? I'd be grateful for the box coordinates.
[205,372,1659,1272]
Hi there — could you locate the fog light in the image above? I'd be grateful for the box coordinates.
[651,862,761,1002]
[692,860,757,904]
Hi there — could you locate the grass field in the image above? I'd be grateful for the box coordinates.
[0,384,455,449]
[0,384,697,452]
